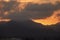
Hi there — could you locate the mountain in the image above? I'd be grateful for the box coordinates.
[0,20,60,39]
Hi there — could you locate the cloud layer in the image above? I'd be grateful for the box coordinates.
[0,1,60,21]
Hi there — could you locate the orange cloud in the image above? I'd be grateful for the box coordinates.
[16,0,60,12]
[32,10,60,26]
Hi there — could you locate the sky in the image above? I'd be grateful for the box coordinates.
[0,0,60,25]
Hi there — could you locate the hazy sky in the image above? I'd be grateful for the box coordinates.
[0,0,60,21]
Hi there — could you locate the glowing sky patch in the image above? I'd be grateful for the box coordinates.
[32,10,60,25]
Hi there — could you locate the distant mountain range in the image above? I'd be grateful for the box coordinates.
[0,20,60,38]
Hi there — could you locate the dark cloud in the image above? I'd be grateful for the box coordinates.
[19,2,60,20]
[54,1,60,10]
[1,1,60,21]
[21,3,54,19]
[0,1,19,17]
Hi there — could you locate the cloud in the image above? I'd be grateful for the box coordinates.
[19,2,60,19]
[21,3,54,19]
[1,1,60,21]
[8,3,54,21]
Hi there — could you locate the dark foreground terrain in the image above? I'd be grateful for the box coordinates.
[0,20,60,40]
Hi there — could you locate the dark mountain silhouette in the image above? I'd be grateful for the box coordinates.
[0,20,60,40]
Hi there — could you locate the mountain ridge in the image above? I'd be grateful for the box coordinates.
[0,20,60,38]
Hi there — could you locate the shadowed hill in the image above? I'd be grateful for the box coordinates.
[0,20,60,39]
